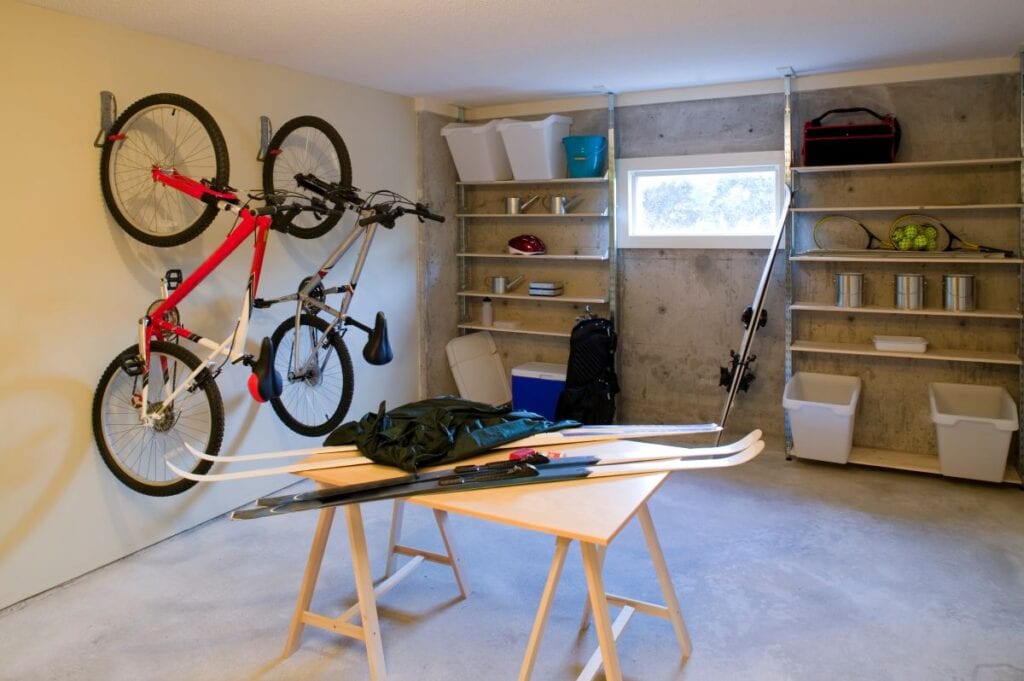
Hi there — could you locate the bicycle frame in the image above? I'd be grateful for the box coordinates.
[136,168,274,424]
[257,209,383,376]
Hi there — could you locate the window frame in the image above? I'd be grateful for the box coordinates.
[615,150,786,249]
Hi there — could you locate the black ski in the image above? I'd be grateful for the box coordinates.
[230,438,764,520]
[717,185,792,443]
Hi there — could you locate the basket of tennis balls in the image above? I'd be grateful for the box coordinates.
[889,215,940,251]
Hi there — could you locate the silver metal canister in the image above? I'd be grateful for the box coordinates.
[894,273,924,309]
[835,273,863,308]
[943,274,976,311]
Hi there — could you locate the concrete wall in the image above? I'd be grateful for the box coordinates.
[420,74,1020,448]
[0,2,419,608]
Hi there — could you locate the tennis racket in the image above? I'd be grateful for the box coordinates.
[889,214,1012,255]
[813,215,894,251]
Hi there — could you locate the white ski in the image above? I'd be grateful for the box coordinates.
[183,422,722,464]
[170,429,758,483]
[231,440,766,519]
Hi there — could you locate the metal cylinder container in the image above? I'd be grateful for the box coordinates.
[835,273,864,308]
[894,273,924,309]
[943,274,976,311]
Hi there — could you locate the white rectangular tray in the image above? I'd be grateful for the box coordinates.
[872,335,928,353]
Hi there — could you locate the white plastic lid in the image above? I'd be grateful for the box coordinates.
[512,362,567,381]
[496,115,572,130]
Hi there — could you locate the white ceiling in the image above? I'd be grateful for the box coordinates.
[25,0,1024,107]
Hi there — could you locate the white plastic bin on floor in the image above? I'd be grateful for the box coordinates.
[497,115,572,180]
[441,120,513,182]
[783,372,862,464]
[929,382,1018,482]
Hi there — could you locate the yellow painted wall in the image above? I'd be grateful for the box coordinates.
[0,1,421,607]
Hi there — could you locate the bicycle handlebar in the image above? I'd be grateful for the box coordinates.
[357,204,445,228]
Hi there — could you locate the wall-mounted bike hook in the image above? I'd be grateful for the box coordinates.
[92,91,117,148]
[257,115,272,161]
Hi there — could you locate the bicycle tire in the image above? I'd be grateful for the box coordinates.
[92,341,224,496]
[270,314,354,436]
[100,93,230,247]
[262,116,352,239]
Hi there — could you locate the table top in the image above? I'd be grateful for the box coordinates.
[303,439,679,545]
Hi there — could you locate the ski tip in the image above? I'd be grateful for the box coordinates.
[166,459,205,481]
[184,442,204,459]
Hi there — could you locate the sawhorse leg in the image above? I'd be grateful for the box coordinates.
[282,504,388,680]
[383,500,470,598]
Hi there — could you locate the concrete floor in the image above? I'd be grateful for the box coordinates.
[2,449,1023,681]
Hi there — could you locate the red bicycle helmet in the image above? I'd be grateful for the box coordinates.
[507,234,546,255]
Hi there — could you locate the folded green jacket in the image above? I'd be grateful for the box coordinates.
[324,396,578,472]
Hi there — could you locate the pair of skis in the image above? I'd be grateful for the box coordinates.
[230,429,764,519]
[172,423,723,482]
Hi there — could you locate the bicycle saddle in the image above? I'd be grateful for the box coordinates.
[363,312,393,366]
[248,337,283,403]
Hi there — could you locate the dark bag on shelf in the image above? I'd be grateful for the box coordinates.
[555,316,619,425]
[802,107,901,166]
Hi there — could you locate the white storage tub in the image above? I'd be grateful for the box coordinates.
[441,120,513,182]
[497,115,572,180]
[929,382,1018,482]
[783,372,862,464]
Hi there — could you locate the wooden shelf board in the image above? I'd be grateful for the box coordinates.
[458,289,608,304]
[790,340,1022,365]
[457,176,609,186]
[791,203,1024,213]
[792,157,1024,174]
[841,447,1022,484]
[789,303,1023,320]
[790,254,1023,264]
[456,213,607,219]
[457,252,609,261]
[457,322,571,338]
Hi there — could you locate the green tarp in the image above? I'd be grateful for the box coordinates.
[324,397,578,472]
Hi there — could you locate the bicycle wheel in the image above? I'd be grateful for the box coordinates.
[100,93,230,247]
[92,341,224,496]
[262,116,352,239]
[270,313,354,436]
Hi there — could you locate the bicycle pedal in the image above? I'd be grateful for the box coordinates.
[165,269,183,291]
[121,355,145,377]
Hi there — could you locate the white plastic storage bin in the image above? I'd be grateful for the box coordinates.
[511,362,567,420]
[441,120,513,182]
[929,382,1018,482]
[497,115,572,180]
[783,372,862,464]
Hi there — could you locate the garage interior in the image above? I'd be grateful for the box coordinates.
[1,1,1023,679]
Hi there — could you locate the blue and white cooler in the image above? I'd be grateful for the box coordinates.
[511,362,567,420]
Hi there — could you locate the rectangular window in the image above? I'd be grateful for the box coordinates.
[616,151,785,249]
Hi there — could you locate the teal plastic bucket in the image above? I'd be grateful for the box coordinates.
[562,135,607,178]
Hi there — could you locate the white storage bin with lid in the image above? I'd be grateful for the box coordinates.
[783,372,862,464]
[497,115,572,180]
[441,120,514,182]
[928,382,1018,482]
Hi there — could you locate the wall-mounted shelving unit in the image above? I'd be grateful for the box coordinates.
[454,97,618,344]
[783,65,1024,485]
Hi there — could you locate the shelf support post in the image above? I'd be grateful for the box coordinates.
[1017,48,1023,481]
[779,67,796,454]
[607,92,618,327]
